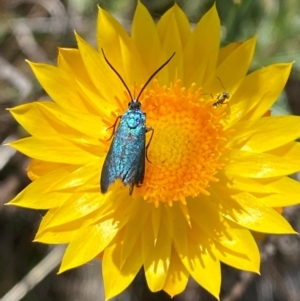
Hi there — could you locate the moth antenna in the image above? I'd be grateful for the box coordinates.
[136,52,176,101]
[101,49,133,100]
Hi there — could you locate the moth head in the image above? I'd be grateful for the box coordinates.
[128,99,141,110]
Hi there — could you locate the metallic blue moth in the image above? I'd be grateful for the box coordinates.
[100,50,175,195]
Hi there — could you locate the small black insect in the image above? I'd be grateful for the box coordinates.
[100,50,175,195]
[213,77,230,107]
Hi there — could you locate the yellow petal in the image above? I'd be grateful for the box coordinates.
[27,61,89,112]
[258,177,300,207]
[143,211,171,292]
[229,115,300,152]
[60,218,122,272]
[218,41,244,65]
[35,102,106,139]
[8,167,76,209]
[168,205,188,262]
[102,232,143,300]
[244,64,293,121]
[131,1,161,73]
[49,189,132,231]
[214,227,260,273]
[75,32,122,110]
[181,240,221,299]
[227,63,293,126]
[260,193,300,207]
[42,193,104,227]
[35,208,87,244]
[119,36,148,87]
[224,173,300,197]
[204,36,256,96]
[120,201,150,266]
[184,4,220,86]
[9,102,65,136]
[9,137,99,164]
[97,7,130,77]
[58,48,97,93]
[49,159,102,191]
[219,171,272,194]
[9,102,105,140]
[163,247,189,297]
[35,227,76,244]
[58,48,110,115]
[27,159,67,180]
[157,5,191,80]
[35,217,79,244]
[225,149,300,178]
[39,192,122,235]
[187,199,260,273]
[167,205,221,298]
[269,141,300,162]
[211,189,296,234]
[220,171,300,207]
[151,205,162,243]
[157,4,191,49]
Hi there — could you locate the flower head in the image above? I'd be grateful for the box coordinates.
[9,2,300,299]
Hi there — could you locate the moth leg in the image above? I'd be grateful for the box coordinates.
[145,127,154,163]
[106,115,121,141]
[129,185,134,195]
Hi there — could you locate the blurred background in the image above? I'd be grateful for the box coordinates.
[1,0,300,300]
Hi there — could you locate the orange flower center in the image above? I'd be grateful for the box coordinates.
[134,79,230,206]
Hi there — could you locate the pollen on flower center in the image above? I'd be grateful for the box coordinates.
[135,79,230,206]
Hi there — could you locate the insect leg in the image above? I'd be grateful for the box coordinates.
[106,115,121,141]
[145,127,154,163]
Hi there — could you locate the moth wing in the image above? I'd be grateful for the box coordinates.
[123,127,146,193]
[100,124,145,194]
[100,141,118,193]
[135,146,145,185]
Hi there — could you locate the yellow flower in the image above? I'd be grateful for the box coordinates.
[8,2,300,299]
